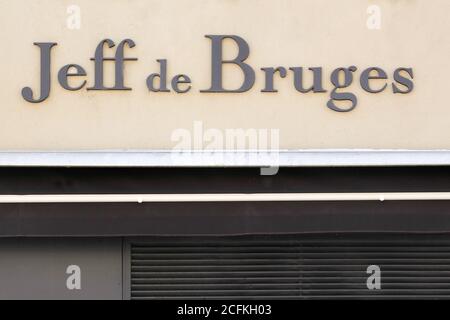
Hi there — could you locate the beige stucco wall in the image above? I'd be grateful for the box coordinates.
[0,0,449,150]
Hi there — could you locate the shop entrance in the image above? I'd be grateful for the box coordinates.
[123,234,450,300]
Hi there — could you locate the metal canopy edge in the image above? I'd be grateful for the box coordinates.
[0,150,449,167]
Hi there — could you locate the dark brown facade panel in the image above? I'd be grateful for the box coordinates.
[0,167,449,194]
[0,201,449,237]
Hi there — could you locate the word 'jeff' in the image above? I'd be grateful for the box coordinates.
[21,36,414,112]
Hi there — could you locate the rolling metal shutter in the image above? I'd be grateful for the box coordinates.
[129,234,450,300]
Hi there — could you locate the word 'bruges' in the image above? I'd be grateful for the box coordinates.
[21,35,414,112]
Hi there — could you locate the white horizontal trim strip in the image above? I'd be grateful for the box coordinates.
[0,150,449,167]
[0,192,449,203]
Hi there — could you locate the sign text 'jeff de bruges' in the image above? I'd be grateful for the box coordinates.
[21,36,414,112]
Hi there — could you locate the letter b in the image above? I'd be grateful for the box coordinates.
[201,35,255,93]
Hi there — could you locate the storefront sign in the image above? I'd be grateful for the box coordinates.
[22,37,414,113]
[0,0,449,161]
